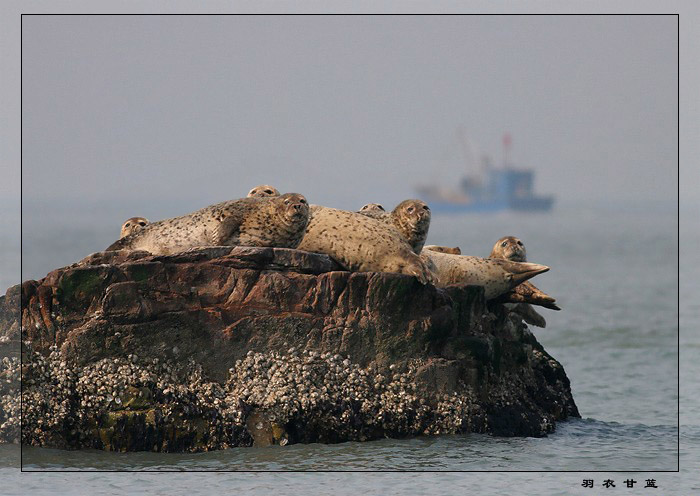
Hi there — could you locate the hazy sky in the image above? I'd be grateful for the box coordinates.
[19,14,678,213]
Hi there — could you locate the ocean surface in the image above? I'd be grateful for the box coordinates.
[2,204,696,494]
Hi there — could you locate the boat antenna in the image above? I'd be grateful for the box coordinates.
[457,125,479,175]
[502,132,512,167]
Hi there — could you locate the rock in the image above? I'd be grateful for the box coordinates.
[0,246,579,452]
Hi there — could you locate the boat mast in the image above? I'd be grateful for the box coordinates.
[457,125,480,178]
[502,132,512,168]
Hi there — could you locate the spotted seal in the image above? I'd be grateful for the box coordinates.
[247,184,281,198]
[489,235,560,328]
[106,193,310,255]
[297,205,435,284]
[357,199,431,254]
[419,250,549,299]
[120,217,150,238]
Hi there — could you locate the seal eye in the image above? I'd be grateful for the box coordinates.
[124,223,130,227]
[139,222,146,226]
[501,241,507,247]
[407,207,415,213]
[265,189,273,194]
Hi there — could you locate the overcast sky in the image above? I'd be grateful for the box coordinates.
[19,14,678,214]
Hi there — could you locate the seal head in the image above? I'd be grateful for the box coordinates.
[120,217,150,238]
[490,236,526,262]
[247,184,281,198]
[275,193,310,228]
[359,203,385,213]
[391,199,431,254]
[357,203,387,220]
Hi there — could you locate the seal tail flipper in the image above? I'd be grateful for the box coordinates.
[499,280,561,310]
[403,258,437,285]
[407,264,435,285]
[498,291,561,310]
[513,303,547,328]
[499,261,549,287]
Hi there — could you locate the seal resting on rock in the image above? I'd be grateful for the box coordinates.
[423,245,461,255]
[120,217,150,238]
[298,205,435,284]
[106,193,310,255]
[358,199,431,254]
[247,184,281,198]
[489,236,560,328]
[419,250,549,299]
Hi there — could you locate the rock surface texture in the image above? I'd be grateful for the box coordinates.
[1,246,579,452]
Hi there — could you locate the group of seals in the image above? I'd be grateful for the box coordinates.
[109,184,558,327]
[108,193,310,255]
[356,203,558,323]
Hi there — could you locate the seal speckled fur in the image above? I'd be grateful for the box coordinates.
[358,199,431,254]
[107,193,310,255]
[419,250,549,299]
[423,245,462,255]
[247,184,281,198]
[298,205,435,284]
[120,217,150,238]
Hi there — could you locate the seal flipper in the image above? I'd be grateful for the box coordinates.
[497,280,561,310]
[495,260,549,287]
[513,303,548,328]
[500,292,561,310]
[106,237,127,251]
[211,206,248,245]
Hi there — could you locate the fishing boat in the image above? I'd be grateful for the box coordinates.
[415,133,554,214]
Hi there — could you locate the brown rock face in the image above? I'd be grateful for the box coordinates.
[2,246,579,452]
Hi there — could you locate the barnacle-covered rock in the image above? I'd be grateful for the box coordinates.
[1,246,578,451]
